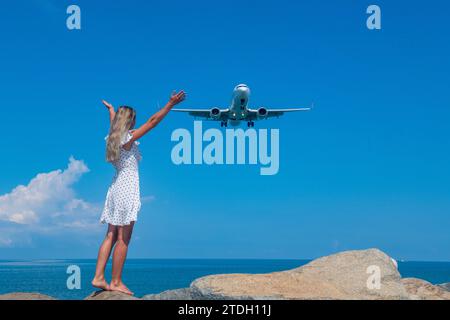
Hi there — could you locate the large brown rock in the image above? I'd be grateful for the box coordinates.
[85,290,141,300]
[190,249,410,300]
[402,278,450,300]
[0,292,56,300]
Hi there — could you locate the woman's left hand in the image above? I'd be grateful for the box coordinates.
[102,100,114,111]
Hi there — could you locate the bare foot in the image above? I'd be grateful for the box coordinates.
[91,277,110,291]
[110,281,134,296]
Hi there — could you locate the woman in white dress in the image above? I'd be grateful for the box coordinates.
[91,91,186,295]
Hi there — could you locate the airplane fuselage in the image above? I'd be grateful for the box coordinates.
[228,84,251,125]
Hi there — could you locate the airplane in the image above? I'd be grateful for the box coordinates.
[172,84,312,127]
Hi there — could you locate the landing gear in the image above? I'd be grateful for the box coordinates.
[247,121,255,128]
[221,121,228,127]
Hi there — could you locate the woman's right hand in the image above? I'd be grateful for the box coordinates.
[168,90,186,107]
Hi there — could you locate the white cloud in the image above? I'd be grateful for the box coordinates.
[0,157,97,228]
[0,157,156,249]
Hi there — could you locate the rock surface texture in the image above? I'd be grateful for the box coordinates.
[438,283,450,292]
[142,288,196,300]
[401,278,450,300]
[85,290,141,300]
[0,292,56,300]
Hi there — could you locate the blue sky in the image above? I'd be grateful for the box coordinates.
[0,0,449,261]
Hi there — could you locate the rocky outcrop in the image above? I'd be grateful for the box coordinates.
[402,278,450,300]
[1,249,448,300]
[142,288,196,300]
[85,290,141,300]
[0,292,56,300]
[190,249,410,300]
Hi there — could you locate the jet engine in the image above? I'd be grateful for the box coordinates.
[210,107,221,119]
[257,107,268,119]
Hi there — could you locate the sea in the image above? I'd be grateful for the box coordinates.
[0,259,449,300]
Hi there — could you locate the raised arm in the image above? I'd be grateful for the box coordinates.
[102,100,116,126]
[124,90,186,148]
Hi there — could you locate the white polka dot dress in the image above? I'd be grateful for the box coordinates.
[101,131,142,226]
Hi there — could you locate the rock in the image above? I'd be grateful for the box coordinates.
[438,283,450,292]
[85,290,141,300]
[402,278,450,300]
[0,292,56,300]
[190,249,410,300]
[142,288,196,300]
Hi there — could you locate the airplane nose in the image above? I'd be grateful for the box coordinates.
[235,84,250,95]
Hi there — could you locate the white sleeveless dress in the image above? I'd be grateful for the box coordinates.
[101,131,142,226]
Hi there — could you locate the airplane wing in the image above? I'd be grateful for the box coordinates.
[247,106,312,120]
[172,108,230,120]
[265,107,311,118]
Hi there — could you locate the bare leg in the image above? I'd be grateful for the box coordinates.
[110,222,135,295]
[92,224,117,290]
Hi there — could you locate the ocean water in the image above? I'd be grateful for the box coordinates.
[0,259,449,300]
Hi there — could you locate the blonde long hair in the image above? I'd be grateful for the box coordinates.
[106,106,136,162]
